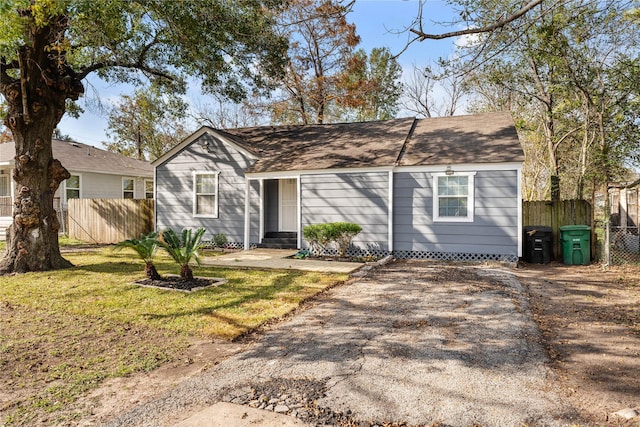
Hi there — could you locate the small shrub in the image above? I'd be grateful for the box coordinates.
[212,233,228,248]
[302,224,331,254]
[303,222,362,257]
[327,222,362,257]
[158,228,206,280]
[115,232,161,280]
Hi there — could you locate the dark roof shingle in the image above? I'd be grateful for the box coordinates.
[222,118,416,173]
[398,112,524,166]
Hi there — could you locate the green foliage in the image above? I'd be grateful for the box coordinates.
[447,0,640,200]
[302,224,332,254]
[303,222,362,257]
[105,84,191,161]
[114,232,161,280]
[159,228,206,279]
[115,232,159,264]
[212,233,228,249]
[339,47,403,121]
[1,0,288,101]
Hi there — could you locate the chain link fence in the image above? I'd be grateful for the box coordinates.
[606,223,640,265]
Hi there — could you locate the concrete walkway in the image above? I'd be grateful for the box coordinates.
[202,249,363,274]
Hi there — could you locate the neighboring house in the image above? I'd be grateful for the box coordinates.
[0,139,153,236]
[153,112,524,261]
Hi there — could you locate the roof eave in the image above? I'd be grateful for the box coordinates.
[152,126,259,167]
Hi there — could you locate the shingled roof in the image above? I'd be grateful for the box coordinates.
[222,117,416,173]
[0,139,153,177]
[154,111,523,172]
[399,112,525,166]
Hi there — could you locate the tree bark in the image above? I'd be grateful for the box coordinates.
[0,14,83,274]
[145,261,162,281]
[180,264,194,280]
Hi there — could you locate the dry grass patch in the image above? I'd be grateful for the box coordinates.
[0,248,346,426]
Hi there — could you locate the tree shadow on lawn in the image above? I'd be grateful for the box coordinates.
[141,271,306,318]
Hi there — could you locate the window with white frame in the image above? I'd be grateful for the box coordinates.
[432,172,475,222]
[193,172,218,217]
[123,178,135,199]
[66,175,80,200]
[144,179,154,199]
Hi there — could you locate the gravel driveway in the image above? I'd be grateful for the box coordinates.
[104,261,578,427]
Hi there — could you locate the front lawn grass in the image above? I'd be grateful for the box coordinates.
[0,248,347,426]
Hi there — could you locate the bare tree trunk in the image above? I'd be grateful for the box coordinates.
[180,264,194,280]
[0,16,82,273]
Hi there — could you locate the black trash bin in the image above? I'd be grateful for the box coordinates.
[523,226,553,264]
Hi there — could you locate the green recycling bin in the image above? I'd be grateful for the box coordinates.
[559,225,591,265]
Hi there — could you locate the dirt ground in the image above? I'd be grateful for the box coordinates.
[5,261,640,426]
[516,262,640,425]
[72,340,248,426]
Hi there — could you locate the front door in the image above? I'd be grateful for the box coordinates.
[279,179,297,232]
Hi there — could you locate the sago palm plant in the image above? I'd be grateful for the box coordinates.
[158,228,206,280]
[115,232,162,280]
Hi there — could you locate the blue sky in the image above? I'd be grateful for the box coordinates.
[59,0,460,148]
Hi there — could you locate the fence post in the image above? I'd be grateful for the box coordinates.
[604,221,610,266]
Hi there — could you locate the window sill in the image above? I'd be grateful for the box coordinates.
[433,217,474,223]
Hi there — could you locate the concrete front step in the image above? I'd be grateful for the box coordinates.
[258,240,297,249]
[260,232,298,249]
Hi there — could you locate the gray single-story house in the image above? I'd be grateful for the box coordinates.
[152,112,524,262]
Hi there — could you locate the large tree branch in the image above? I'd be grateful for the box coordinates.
[77,32,166,81]
[77,60,173,82]
[410,0,545,41]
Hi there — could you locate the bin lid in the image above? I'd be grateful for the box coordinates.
[559,225,591,231]
[524,226,552,232]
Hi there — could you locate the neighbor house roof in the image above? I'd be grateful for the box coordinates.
[154,111,523,173]
[0,139,153,177]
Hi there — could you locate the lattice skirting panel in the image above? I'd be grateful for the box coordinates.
[310,247,518,263]
[201,241,256,250]
[312,247,392,258]
[393,250,518,263]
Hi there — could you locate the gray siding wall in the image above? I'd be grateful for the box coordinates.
[393,170,519,256]
[301,172,389,251]
[155,134,259,244]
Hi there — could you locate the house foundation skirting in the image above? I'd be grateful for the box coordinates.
[202,241,257,250]
[311,247,519,263]
[393,250,518,263]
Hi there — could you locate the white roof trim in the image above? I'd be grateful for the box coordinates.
[152,126,258,167]
[245,162,522,179]
[394,162,522,173]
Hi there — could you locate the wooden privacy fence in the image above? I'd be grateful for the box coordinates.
[522,200,593,260]
[68,199,154,244]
